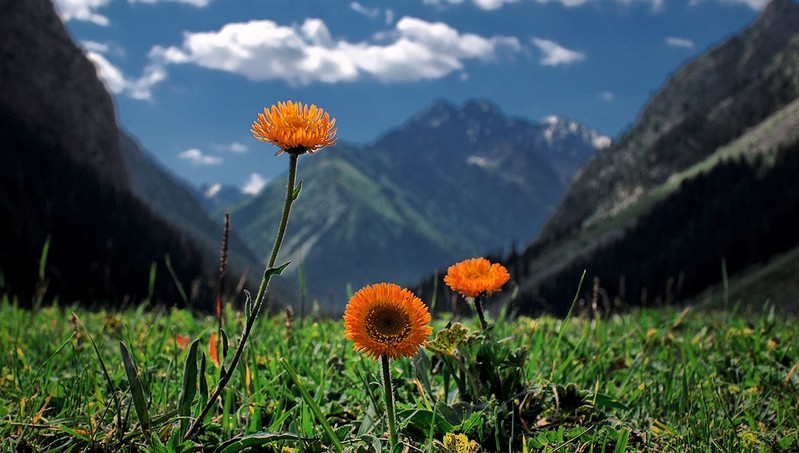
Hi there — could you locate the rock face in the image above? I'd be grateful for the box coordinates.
[538,0,799,241]
[0,0,128,190]
[497,0,799,315]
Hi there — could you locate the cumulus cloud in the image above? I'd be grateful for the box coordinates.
[129,0,211,6]
[423,0,680,9]
[54,0,111,26]
[55,0,210,25]
[531,37,585,66]
[150,16,521,85]
[242,173,267,195]
[211,142,250,153]
[690,0,767,9]
[179,148,222,165]
[350,2,381,18]
[86,51,166,100]
[665,36,695,49]
[599,91,615,102]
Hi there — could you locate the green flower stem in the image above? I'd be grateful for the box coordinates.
[381,355,399,450]
[185,153,300,441]
[472,295,489,331]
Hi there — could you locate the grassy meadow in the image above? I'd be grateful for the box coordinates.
[1,293,798,452]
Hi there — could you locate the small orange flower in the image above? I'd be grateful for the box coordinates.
[343,283,432,360]
[444,257,510,298]
[251,100,337,155]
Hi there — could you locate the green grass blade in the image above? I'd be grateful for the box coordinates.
[119,341,151,434]
[38,236,51,282]
[164,254,189,305]
[213,432,305,453]
[178,339,200,435]
[279,357,343,453]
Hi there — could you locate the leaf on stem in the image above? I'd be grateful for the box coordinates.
[292,180,303,201]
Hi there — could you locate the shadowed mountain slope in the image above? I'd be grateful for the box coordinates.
[496,0,799,315]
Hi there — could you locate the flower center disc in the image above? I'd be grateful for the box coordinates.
[365,304,413,345]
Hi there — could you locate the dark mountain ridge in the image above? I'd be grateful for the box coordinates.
[0,0,248,308]
[539,0,799,242]
[491,0,799,316]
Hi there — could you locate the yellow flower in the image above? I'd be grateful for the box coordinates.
[251,100,337,155]
[343,283,432,360]
[443,432,479,453]
[444,257,510,298]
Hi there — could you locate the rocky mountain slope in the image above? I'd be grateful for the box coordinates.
[0,0,250,308]
[229,99,608,310]
[538,0,799,242]
[497,0,799,316]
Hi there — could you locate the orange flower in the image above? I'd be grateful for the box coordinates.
[444,257,510,298]
[343,283,432,360]
[251,100,337,155]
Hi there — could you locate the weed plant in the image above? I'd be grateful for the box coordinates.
[1,296,797,451]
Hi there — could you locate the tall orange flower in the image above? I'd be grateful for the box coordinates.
[444,257,510,298]
[343,283,432,360]
[251,100,337,155]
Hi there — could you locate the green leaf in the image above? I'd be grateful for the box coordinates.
[291,180,303,201]
[198,352,208,414]
[220,328,229,363]
[178,339,200,435]
[593,392,628,410]
[279,357,343,453]
[243,290,252,322]
[213,432,305,453]
[398,408,454,435]
[264,262,291,280]
[614,428,630,453]
[119,341,151,433]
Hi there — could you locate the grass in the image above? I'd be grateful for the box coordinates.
[1,293,798,452]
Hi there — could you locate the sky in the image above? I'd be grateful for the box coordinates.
[54,0,764,194]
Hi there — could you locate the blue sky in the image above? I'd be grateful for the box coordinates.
[55,0,762,193]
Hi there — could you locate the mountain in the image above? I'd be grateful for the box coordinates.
[0,0,247,308]
[538,0,799,242]
[498,0,799,316]
[199,183,254,213]
[119,133,261,287]
[229,99,608,310]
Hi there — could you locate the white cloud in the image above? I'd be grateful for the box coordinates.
[179,148,222,165]
[665,36,695,49]
[531,37,585,66]
[242,173,267,195]
[86,51,166,100]
[54,0,111,26]
[599,91,615,102]
[128,0,211,6]
[690,0,767,9]
[211,142,250,153]
[615,0,663,10]
[150,16,521,85]
[350,2,380,18]
[424,0,671,9]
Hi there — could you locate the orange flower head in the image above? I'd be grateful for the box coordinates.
[251,100,337,155]
[343,283,433,360]
[444,257,510,298]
